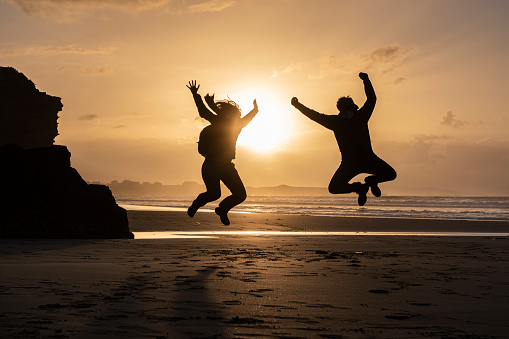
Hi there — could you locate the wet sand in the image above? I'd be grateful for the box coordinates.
[1,210,508,338]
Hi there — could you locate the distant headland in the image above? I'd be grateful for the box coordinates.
[102,180,464,197]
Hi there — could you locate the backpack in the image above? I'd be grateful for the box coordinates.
[197,124,220,157]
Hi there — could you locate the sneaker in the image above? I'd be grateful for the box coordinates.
[370,183,382,197]
[365,176,381,197]
[357,183,369,206]
[215,207,230,226]
[187,202,199,218]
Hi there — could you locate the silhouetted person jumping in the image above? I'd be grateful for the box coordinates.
[186,80,258,225]
[291,72,396,206]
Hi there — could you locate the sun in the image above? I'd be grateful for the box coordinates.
[229,87,296,153]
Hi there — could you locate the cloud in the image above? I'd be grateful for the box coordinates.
[390,76,406,85]
[361,43,417,73]
[187,0,237,13]
[375,137,509,195]
[315,43,418,79]
[0,45,117,57]
[78,114,99,121]
[271,63,303,79]
[81,66,114,75]
[8,0,169,20]
[7,0,238,20]
[414,134,450,142]
[53,65,114,77]
[441,111,468,129]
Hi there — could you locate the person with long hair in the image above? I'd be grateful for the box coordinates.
[186,80,258,225]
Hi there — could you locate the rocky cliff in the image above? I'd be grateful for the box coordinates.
[0,66,62,149]
[0,66,133,238]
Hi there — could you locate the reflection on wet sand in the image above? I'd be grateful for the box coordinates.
[134,231,509,239]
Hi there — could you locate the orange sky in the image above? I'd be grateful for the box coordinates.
[1,0,509,195]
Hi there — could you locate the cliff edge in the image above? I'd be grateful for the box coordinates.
[0,66,133,239]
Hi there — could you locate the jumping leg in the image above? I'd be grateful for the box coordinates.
[188,159,222,217]
[328,163,369,206]
[363,156,397,197]
[216,162,247,225]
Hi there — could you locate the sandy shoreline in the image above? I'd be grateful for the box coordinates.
[127,210,509,233]
[1,211,508,338]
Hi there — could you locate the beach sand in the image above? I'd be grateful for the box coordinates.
[1,210,508,338]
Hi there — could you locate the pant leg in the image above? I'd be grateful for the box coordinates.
[217,162,247,213]
[193,159,222,207]
[328,162,362,194]
[363,156,397,185]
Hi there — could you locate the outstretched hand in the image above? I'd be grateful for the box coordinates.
[291,97,299,106]
[359,72,369,81]
[253,99,258,111]
[186,80,200,94]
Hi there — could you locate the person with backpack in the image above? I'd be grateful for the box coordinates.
[291,72,396,206]
[186,80,258,225]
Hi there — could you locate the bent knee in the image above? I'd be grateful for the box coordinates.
[328,185,340,194]
[329,184,351,195]
[389,170,397,181]
[237,190,247,203]
[208,191,221,201]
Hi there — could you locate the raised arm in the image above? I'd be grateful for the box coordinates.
[358,72,376,120]
[291,97,335,130]
[186,80,216,122]
[240,99,259,127]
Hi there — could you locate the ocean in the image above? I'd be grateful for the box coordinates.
[116,195,509,221]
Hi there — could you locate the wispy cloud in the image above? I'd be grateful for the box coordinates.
[271,63,303,79]
[82,65,114,75]
[314,42,418,79]
[187,0,237,13]
[53,65,114,76]
[441,111,468,129]
[361,43,417,74]
[8,0,169,20]
[8,0,238,20]
[391,76,406,85]
[0,44,117,57]
[78,114,99,121]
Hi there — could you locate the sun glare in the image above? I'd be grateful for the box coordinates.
[230,87,296,153]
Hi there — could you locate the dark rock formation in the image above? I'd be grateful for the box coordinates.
[0,66,62,149]
[0,66,133,239]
